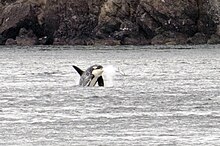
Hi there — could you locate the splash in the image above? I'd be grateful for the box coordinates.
[103,65,116,87]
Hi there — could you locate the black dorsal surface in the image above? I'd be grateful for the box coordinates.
[72,65,84,76]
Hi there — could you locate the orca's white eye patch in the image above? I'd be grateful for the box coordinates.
[93,66,97,69]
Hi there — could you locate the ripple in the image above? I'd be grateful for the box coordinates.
[0,45,220,145]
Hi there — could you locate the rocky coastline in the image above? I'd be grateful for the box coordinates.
[0,0,220,45]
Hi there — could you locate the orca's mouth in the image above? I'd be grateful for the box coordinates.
[92,68,104,76]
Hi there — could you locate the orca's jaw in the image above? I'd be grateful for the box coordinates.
[92,68,103,77]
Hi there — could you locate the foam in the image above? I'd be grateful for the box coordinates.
[103,65,116,87]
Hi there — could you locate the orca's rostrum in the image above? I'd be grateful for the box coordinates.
[73,65,104,87]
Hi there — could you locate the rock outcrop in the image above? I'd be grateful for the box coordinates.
[0,0,220,45]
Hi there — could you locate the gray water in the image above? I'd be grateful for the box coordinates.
[0,45,220,146]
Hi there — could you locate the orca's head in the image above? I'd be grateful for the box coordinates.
[91,65,104,77]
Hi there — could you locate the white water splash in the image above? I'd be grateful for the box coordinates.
[103,65,116,87]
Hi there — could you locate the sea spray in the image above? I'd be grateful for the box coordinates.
[103,65,116,87]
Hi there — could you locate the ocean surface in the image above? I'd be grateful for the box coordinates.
[0,45,220,146]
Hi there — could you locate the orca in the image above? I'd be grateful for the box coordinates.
[73,65,104,87]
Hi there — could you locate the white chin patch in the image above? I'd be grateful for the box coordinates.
[92,69,103,77]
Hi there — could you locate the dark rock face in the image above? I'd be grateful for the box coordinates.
[48,1,96,42]
[208,34,220,44]
[0,1,47,44]
[0,0,220,45]
[0,2,33,41]
[5,38,16,45]
[197,0,218,35]
[187,32,208,44]
[16,28,38,45]
[136,0,198,37]
[151,31,188,45]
